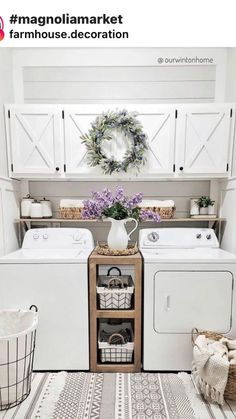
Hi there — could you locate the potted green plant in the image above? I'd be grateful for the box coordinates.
[196,196,215,215]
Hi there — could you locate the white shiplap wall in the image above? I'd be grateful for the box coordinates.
[23,65,215,104]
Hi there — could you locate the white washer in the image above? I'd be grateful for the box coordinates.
[0,228,94,371]
[139,228,236,371]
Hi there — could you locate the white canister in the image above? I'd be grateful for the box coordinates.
[21,194,34,218]
[30,201,43,218]
[40,198,52,218]
[190,199,199,216]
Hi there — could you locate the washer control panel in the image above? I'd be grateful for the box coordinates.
[23,228,94,249]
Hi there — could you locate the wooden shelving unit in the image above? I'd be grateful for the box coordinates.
[89,249,142,373]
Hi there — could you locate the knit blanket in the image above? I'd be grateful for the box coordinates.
[192,334,236,405]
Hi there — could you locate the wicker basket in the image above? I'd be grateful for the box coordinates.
[98,322,134,363]
[143,206,175,219]
[97,267,134,309]
[59,207,83,219]
[192,328,236,401]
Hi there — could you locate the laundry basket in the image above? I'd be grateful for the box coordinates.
[192,328,236,401]
[0,306,38,410]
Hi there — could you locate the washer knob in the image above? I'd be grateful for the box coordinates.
[196,233,202,239]
[206,234,211,240]
[73,233,81,241]
[148,232,159,242]
[43,234,48,240]
[33,233,39,240]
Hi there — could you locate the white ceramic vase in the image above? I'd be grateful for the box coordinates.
[107,217,138,250]
[199,207,208,215]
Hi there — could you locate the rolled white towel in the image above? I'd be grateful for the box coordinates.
[60,199,84,208]
[140,199,175,208]
[155,200,175,207]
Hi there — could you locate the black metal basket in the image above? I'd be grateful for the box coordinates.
[0,305,38,411]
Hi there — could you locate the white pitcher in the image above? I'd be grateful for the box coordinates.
[107,218,138,250]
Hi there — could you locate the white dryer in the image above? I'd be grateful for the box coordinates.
[0,228,94,371]
[139,228,236,371]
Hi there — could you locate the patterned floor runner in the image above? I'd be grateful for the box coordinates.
[0,372,236,418]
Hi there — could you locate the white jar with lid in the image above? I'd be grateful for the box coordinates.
[40,197,52,218]
[30,201,43,218]
[21,194,34,218]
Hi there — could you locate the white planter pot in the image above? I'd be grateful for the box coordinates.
[107,217,138,250]
[208,204,215,215]
[199,207,208,215]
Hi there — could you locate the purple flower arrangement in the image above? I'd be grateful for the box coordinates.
[82,186,161,222]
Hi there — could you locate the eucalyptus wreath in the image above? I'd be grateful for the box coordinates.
[81,109,148,175]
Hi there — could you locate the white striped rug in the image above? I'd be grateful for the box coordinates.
[0,372,236,418]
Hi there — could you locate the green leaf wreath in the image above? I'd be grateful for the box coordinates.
[81,109,148,175]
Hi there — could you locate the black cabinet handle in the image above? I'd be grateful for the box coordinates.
[55,167,60,172]
[179,166,184,171]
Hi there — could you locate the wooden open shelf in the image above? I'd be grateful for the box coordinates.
[17,217,221,223]
[89,249,142,373]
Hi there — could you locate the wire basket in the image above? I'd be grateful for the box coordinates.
[97,267,134,309]
[192,328,236,401]
[98,321,134,363]
[0,305,38,411]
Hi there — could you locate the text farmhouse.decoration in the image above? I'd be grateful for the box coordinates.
[81,109,148,175]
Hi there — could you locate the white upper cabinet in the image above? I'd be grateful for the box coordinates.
[64,106,103,177]
[175,105,233,176]
[134,106,176,176]
[64,105,175,178]
[6,105,63,177]
[5,103,235,179]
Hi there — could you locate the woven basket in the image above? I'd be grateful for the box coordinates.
[192,328,236,401]
[95,243,138,256]
[143,206,175,219]
[59,207,83,219]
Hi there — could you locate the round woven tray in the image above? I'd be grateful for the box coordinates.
[95,243,138,256]
[192,328,236,401]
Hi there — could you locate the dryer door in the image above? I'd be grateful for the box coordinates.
[154,270,233,333]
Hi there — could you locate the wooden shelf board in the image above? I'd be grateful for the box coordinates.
[17,217,222,223]
[97,309,135,318]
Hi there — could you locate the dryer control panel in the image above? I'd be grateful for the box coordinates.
[139,228,219,248]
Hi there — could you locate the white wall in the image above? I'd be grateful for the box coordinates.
[219,48,236,253]
[0,49,13,177]
[12,47,227,103]
[0,49,21,255]
[0,178,20,255]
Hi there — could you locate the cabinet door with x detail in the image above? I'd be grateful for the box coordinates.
[176,105,233,176]
[7,105,62,177]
